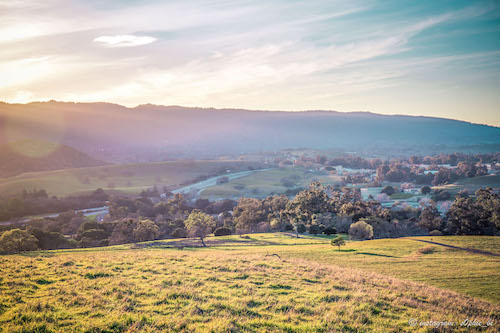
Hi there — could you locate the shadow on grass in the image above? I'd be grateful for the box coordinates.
[354,252,398,258]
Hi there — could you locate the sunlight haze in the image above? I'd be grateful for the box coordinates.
[1,0,500,125]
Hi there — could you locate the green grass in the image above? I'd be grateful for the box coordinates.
[455,175,500,186]
[0,160,260,197]
[0,234,498,332]
[431,175,500,197]
[201,167,342,199]
[389,193,414,200]
[412,236,500,254]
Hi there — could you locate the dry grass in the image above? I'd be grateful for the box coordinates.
[412,246,436,256]
[0,247,498,332]
[0,160,260,197]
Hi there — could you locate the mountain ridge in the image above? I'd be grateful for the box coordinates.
[1,101,498,162]
[1,100,497,128]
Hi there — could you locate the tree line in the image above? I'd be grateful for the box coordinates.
[1,183,498,254]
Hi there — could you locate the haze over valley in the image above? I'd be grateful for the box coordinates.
[1,1,499,332]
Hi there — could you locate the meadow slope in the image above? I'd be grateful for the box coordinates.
[0,234,498,332]
[0,160,262,197]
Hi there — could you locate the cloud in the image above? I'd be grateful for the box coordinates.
[93,35,157,47]
[1,0,499,125]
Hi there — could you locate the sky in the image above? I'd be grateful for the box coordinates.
[1,0,500,126]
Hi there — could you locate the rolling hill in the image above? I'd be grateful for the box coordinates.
[0,140,107,178]
[0,160,265,197]
[1,101,499,163]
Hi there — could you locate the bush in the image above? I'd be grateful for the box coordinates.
[433,189,451,202]
[331,236,346,250]
[216,176,229,185]
[348,221,373,240]
[214,227,232,236]
[421,186,431,194]
[381,186,396,196]
[171,228,187,238]
[296,223,306,233]
[429,229,443,236]
[323,227,337,236]
[308,224,320,235]
[133,219,159,242]
[79,229,108,241]
[0,229,38,254]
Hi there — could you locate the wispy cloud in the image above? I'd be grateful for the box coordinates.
[93,35,157,47]
[0,0,499,125]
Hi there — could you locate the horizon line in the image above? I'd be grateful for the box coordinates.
[1,99,498,129]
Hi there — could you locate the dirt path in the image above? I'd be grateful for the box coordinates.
[412,239,500,257]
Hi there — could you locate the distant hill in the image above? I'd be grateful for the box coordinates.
[0,101,499,162]
[0,140,107,178]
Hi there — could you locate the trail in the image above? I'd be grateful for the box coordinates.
[412,239,500,257]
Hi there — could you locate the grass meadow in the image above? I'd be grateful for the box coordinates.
[0,160,260,197]
[200,168,342,200]
[0,234,498,332]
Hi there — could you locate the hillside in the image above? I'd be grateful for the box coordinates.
[0,160,266,197]
[0,234,498,332]
[1,101,499,163]
[0,140,106,178]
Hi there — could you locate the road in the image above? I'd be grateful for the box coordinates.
[170,168,274,196]
[1,168,273,225]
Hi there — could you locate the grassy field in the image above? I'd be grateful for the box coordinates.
[0,234,498,332]
[0,160,261,197]
[389,193,415,200]
[432,175,500,197]
[201,167,342,200]
[455,175,500,187]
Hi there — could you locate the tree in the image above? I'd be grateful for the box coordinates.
[446,188,499,235]
[323,227,337,236]
[0,229,38,254]
[421,186,431,195]
[108,219,136,245]
[285,182,332,225]
[233,198,266,234]
[184,210,216,247]
[331,236,346,250]
[348,221,373,240]
[418,205,442,231]
[381,186,396,196]
[315,155,327,165]
[30,228,71,250]
[216,176,229,184]
[214,227,232,236]
[133,219,159,242]
[308,224,320,235]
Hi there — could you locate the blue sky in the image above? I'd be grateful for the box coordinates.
[1,0,499,125]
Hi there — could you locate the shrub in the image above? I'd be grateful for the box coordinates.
[0,229,38,254]
[214,227,232,236]
[348,221,373,240]
[429,229,443,236]
[216,176,229,185]
[171,228,187,238]
[331,236,346,250]
[381,186,396,196]
[323,227,337,236]
[296,223,306,233]
[421,186,432,194]
[414,246,435,255]
[133,220,159,242]
[308,224,320,235]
